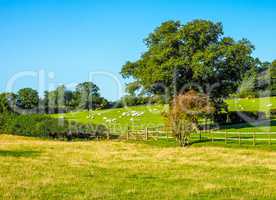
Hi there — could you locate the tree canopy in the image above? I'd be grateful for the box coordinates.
[270,60,276,96]
[121,20,257,111]
[17,88,39,110]
[75,82,103,110]
[43,82,107,113]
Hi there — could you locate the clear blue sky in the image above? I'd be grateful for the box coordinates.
[0,0,275,100]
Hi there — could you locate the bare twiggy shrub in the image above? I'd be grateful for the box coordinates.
[165,90,214,147]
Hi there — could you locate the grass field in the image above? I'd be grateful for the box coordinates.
[1,134,276,200]
[53,97,276,132]
[227,97,276,112]
[53,104,167,128]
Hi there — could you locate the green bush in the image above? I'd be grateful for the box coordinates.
[0,114,107,140]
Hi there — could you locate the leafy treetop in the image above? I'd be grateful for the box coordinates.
[121,19,257,111]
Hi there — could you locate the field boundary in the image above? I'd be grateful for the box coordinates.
[198,130,276,146]
[107,125,276,146]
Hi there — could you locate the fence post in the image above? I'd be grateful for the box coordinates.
[145,127,148,141]
[200,129,202,141]
[269,132,272,145]
[107,127,110,140]
[253,132,256,146]
[126,126,129,141]
[166,127,169,140]
[238,132,241,146]
[211,131,214,143]
[225,130,227,144]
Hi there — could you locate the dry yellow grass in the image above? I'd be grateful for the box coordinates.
[0,134,276,199]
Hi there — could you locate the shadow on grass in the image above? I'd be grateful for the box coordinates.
[0,150,41,157]
[219,119,276,130]
[191,139,211,144]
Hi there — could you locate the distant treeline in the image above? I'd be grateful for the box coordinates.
[0,81,165,115]
[0,82,108,114]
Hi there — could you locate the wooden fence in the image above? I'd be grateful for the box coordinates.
[107,124,276,146]
[124,126,173,141]
[106,125,173,141]
[198,130,276,146]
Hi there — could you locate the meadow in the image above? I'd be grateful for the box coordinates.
[53,97,276,132]
[1,134,276,200]
[227,97,276,112]
[1,98,276,200]
[52,104,168,128]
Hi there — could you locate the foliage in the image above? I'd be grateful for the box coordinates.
[45,85,88,113]
[121,80,167,107]
[16,88,39,110]
[76,82,100,110]
[235,60,276,98]
[1,81,108,115]
[0,93,16,113]
[125,81,142,96]
[165,90,213,146]
[0,114,107,139]
[121,95,151,106]
[236,67,258,98]
[121,20,256,112]
[214,111,267,124]
[270,60,276,96]
[42,82,108,114]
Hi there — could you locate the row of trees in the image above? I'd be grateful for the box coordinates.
[0,82,108,114]
[43,82,108,113]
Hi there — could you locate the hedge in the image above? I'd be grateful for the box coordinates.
[0,113,108,140]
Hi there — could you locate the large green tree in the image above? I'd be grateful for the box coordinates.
[75,82,105,110]
[46,85,67,113]
[121,20,256,111]
[44,85,74,113]
[43,82,107,113]
[16,88,39,110]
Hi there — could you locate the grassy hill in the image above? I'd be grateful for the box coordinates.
[53,104,168,128]
[227,97,276,112]
[0,134,276,200]
[53,97,276,132]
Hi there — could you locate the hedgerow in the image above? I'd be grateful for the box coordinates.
[0,113,107,140]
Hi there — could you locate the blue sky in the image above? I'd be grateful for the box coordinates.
[0,0,275,100]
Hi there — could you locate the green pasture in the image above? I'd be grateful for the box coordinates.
[1,134,276,200]
[52,104,168,128]
[227,97,276,112]
[53,97,276,133]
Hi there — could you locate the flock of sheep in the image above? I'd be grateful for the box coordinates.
[86,110,146,124]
